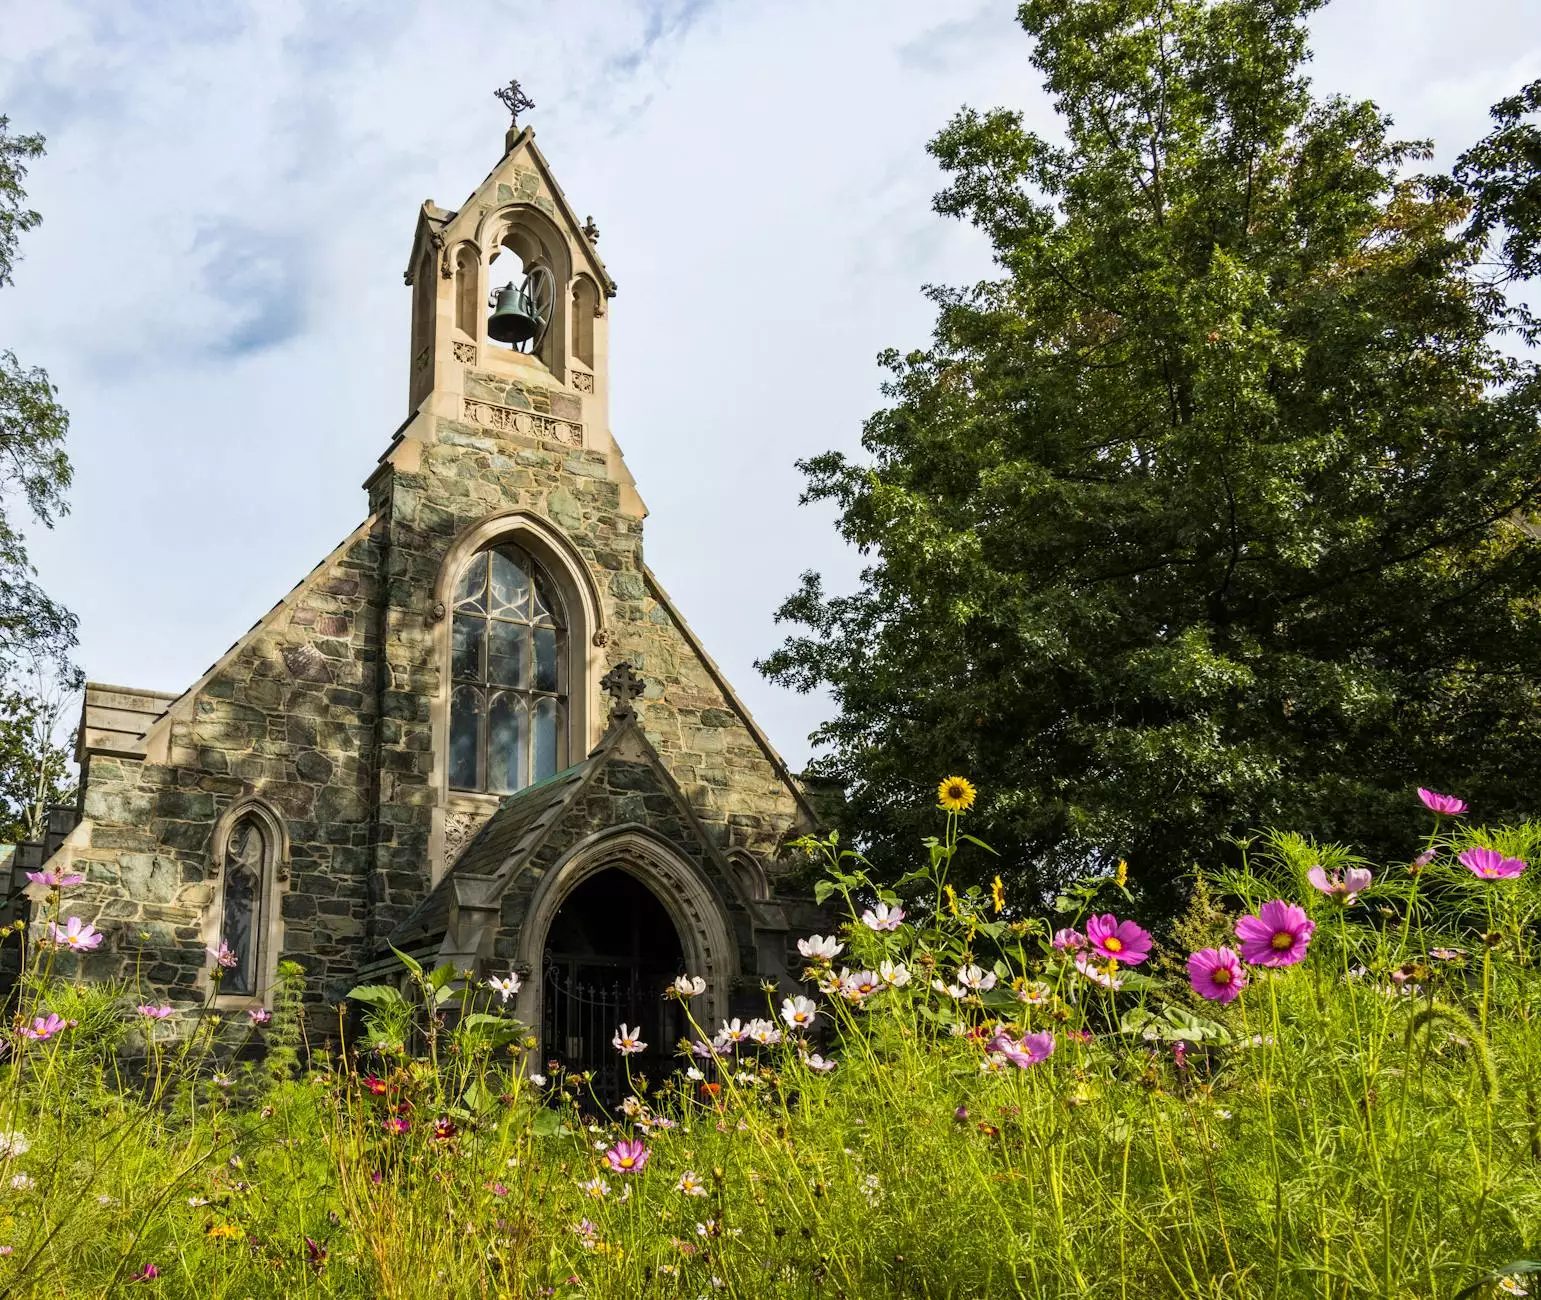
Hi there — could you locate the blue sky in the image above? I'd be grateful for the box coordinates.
[1,0,1538,770]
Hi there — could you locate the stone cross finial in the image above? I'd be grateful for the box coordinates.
[494,80,536,127]
[600,661,646,724]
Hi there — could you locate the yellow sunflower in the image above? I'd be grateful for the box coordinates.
[937,776,977,813]
[991,874,1006,914]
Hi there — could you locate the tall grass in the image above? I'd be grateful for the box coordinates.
[1,800,1538,1298]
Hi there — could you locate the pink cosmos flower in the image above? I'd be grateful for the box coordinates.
[860,903,905,932]
[800,1051,836,1073]
[1235,901,1315,967]
[25,870,83,889]
[208,943,238,969]
[1458,847,1527,881]
[132,1264,159,1282]
[603,1138,649,1174]
[1084,914,1152,966]
[47,917,103,951]
[22,1013,67,1041]
[1051,928,1086,951]
[383,1116,410,1136]
[1074,954,1125,990]
[247,1007,272,1026]
[1187,947,1248,1003]
[136,1005,175,1020]
[1306,865,1374,905]
[986,1029,1055,1068]
[612,1024,647,1055]
[1418,788,1467,816]
[838,969,882,1002]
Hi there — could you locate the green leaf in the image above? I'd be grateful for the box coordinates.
[530,1108,564,1138]
[427,962,458,992]
[347,984,408,1010]
[389,946,423,978]
[813,880,839,905]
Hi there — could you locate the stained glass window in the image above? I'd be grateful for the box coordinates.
[449,544,567,794]
[220,817,265,997]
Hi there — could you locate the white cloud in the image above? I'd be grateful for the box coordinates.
[0,0,1537,769]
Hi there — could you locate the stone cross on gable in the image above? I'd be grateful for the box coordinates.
[600,661,646,724]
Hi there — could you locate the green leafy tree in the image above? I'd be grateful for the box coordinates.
[0,116,75,671]
[762,0,1541,910]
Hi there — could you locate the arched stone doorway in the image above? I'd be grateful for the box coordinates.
[540,868,684,1104]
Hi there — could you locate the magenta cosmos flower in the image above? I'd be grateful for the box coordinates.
[986,1029,1055,1068]
[1418,788,1467,816]
[603,1138,649,1175]
[25,869,83,889]
[47,917,103,951]
[22,1013,68,1041]
[1307,865,1373,906]
[136,1004,175,1020]
[1235,901,1315,967]
[1051,928,1085,951]
[1084,914,1152,966]
[1458,847,1527,881]
[1187,947,1248,1003]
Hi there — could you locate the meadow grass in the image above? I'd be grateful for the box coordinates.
[1,800,1539,1298]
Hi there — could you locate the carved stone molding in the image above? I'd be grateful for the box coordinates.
[453,341,478,365]
[591,627,612,648]
[571,371,594,394]
[413,346,430,373]
[444,809,491,867]
[462,397,582,448]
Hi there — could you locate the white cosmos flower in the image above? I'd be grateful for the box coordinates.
[781,995,819,1029]
[838,969,882,1002]
[676,1171,708,1197]
[486,972,522,1002]
[745,1018,781,1047]
[860,903,905,932]
[800,1051,836,1074]
[670,974,707,998]
[685,1066,705,1082]
[879,960,911,988]
[612,1023,647,1055]
[956,965,997,992]
[933,979,967,1000]
[797,935,843,961]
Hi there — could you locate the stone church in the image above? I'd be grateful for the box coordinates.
[15,105,823,1083]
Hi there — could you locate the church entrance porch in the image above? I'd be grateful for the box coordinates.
[539,867,685,1107]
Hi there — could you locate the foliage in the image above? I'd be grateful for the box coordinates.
[760,0,1541,909]
[2,793,1541,1296]
[0,661,80,844]
[0,117,75,673]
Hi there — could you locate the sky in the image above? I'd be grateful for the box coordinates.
[1,0,1539,772]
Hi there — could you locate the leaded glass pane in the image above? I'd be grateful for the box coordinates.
[533,627,560,693]
[533,697,560,782]
[489,548,530,619]
[530,572,560,626]
[488,692,529,794]
[450,685,482,790]
[487,620,527,688]
[451,614,484,682]
[453,551,488,613]
[220,818,264,997]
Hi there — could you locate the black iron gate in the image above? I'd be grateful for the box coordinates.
[542,958,680,1109]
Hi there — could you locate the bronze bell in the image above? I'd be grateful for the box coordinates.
[487,266,553,349]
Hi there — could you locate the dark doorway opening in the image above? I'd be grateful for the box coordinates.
[541,868,686,1108]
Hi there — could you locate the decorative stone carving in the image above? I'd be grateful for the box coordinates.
[572,371,594,394]
[413,346,430,373]
[462,397,582,448]
[591,627,612,648]
[429,600,446,623]
[444,810,490,866]
[453,341,478,365]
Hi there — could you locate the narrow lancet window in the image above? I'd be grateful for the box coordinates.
[219,816,266,996]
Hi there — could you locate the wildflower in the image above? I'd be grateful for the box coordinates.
[21,1013,66,1041]
[603,1138,649,1174]
[579,1177,611,1198]
[990,874,1006,913]
[955,964,997,992]
[669,974,707,998]
[205,1223,242,1242]
[1458,847,1527,881]
[685,1066,705,1081]
[861,902,905,932]
[781,995,818,1029]
[932,979,967,1000]
[1429,947,1467,961]
[46,917,104,951]
[187,1196,209,1206]
[529,1073,546,1087]
[432,1117,457,1142]
[746,1018,782,1047]
[247,1007,272,1026]
[1074,955,1124,990]
[612,1023,648,1055]
[1307,865,1374,905]
[987,1029,1055,1068]
[1235,900,1315,967]
[879,959,911,987]
[212,1073,233,1090]
[1497,1278,1529,1296]
[1051,928,1085,952]
[953,1105,969,1123]
[1412,848,1436,870]
[937,776,977,812]
[839,969,883,1002]
[800,1051,836,1073]
[689,1038,717,1059]
[797,935,843,961]
[136,1004,175,1020]
[132,1264,159,1282]
[208,943,238,969]
[304,1237,327,1270]
[1417,788,1467,816]
[1084,914,1152,966]
[1187,947,1248,1003]
[944,884,959,916]
[1017,980,1052,1005]
[696,1219,720,1238]
[716,1019,749,1046]
[383,1117,410,1136]
[9,1174,34,1191]
[24,869,83,889]
[676,1171,709,1196]
[362,1075,389,1096]
[1115,858,1129,887]
[572,1219,600,1248]
[486,972,522,1002]
[0,1132,28,1159]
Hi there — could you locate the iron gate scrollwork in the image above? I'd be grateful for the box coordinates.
[542,958,679,1110]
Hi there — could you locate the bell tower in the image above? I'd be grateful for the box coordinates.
[400,80,617,457]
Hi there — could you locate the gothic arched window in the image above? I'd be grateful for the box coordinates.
[449,543,568,794]
[219,815,267,997]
